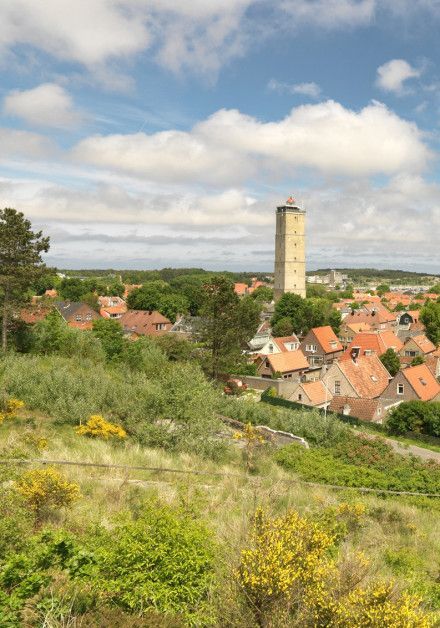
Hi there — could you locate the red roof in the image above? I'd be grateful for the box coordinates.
[337,354,391,398]
[329,396,381,422]
[312,326,343,354]
[402,364,440,401]
[299,381,333,406]
[409,334,436,355]
[344,331,403,358]
[273,335,300,352]
[234,283,248,296]
[120,310,171,336]
[265,350,309,373]
[20,306,51,324]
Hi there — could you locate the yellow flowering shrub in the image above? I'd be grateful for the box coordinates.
[237,509,434,627]
[15,467,80,520]
[75,414,126,440]
[0,398,25,424]
[233,423,265,471]
[237,508,334,620]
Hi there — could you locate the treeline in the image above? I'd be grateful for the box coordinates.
[308,268,439,284]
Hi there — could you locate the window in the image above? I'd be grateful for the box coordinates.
[397,384,404,395]
[405,350,417,357]
[86,313,92,321]
[306,344,318,352]
[298,393,302,401]
[75,315,82,321]
[364,349,372,356]
[268,344,274,353]
[334,380,341,395]
[156,323,166,331]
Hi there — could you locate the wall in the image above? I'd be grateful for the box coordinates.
[241,375,300,398]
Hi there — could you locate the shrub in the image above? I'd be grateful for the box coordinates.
[93,503,216,625]
[15,467,81,520]
[0,397,24,423]
[387,401,440,437]
[76,415,127,440]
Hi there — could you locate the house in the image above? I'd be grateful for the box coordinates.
[339,322,372,348]
[251,334,300,356]
[170,315,203,339]
[234,283,248,297]
[323,354,391,399]
[329,396,395,424]
[255,350,309,379]
[44,289,58,298]
[98,296,126,308]
[55,301,101,330]
[381,363,440,403]
[426,349,440,379]
[343,306,397,332]
[119,310,172,338]
[300,326,344,372]
[247,321,272,352]
[19,305,51,325]
[288,380,333,409]
[343,330,403,359]
[399,334,436,364]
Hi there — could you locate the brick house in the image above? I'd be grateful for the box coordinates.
[399,334,436,365]
[338,322,372,349]
[381,363,440,403]
[119,310,172,338]
[322,354,391,399]
[255,350,309,379]
[288,380,333,409]
[343,306,397,332]
[55,301,101,330]
[300,326,344,374]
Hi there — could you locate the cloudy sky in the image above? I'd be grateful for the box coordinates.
[1,0,439,272]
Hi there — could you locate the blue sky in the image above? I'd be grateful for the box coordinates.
[0,0,439,272]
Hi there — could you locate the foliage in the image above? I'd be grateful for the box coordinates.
[127,281,189,322]
[15,467,81,519]
[76,414,127,439]
[250,285,273,303]
[420,302,440,345]
[93,503,216,624]
[272,292,341,335]
[276,436,440,494]
[0,397,24,424]
[237,508,433,626]
[380,348,401,377]
[0,488,33,557]
[199,276,260,378]
[233,423,265,471]
[411,355,425,366]
[387,401,440,437]
[154,334,194,361]
[92,317,125,360]
[0,208,50,352]
[272,316,293,337]
[376,284,391,296]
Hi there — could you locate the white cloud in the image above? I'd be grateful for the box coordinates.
[376,59,422,94]
[73,100,430,184]
[3,83,83,129]
[268,79,321,98]
[0,128,55,159]
[280,0,375,28]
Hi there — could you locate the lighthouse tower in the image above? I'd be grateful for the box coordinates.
[273,197,306,301]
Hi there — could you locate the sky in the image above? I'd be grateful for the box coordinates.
[0,0,439,273]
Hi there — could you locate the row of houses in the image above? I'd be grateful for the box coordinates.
[247,317,440,423]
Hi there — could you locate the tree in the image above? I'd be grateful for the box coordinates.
[0,209,49,352]
[420,301,440,346]
[159,293,189,323]
[380,348,400,377]
[272,317,293,337]
[271,293,306,334]
[92,318,125,360]
[199,276,260,378]
[411,355,425,366]
[250,286,273,303]
[328,308,342,335]
[386,400,440,436]
[376,283,390,297]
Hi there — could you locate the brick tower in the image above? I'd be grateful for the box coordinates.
[273,197,306,301]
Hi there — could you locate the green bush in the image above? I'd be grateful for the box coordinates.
[387,401,440,437]
[93,503,216,625]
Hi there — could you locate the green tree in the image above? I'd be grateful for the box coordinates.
[271,293,305,334]
[411,355,425,366]
[127,281,169,311]
[32,310,67,354]
[159,293,189,323]
[420,301,440,345]
[386,400,440,436]
[0,208,50,352]
[199,276,260,378]
[92,318,125,360]
[155,334,193,361]
[376,284,390,297]
[328,308,342,335]
[380,348,400,377]
[272,316,294,337]
[250,285,273,303]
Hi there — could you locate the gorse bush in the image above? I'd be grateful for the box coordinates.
[0,397,24,424]
[76,414,127,440]
[15,467,81,520]
[237,509,434,627]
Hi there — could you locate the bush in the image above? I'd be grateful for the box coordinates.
[76,414,127,440]
[93,503,216,625]
[387,401,440,437]
[15,467,81,520]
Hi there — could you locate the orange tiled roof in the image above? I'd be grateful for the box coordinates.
[120,310,171,336]
[100,304,127,317]
[68,321,94,331]
[266,350,309,373]
[329,396,381,422]
[338,354,391,398]
[300,381,333,406]
[402,363,440,401]
[410,334,436,354]
[312,326,343,353]
[344,322,372,334]
[20,306,51,324]
[345,331,403,357]
[234,283,248,296]
[273,335,300,352]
